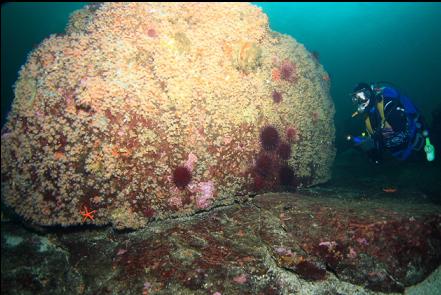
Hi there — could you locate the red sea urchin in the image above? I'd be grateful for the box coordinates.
[295,260,327,281]
[277,143,291,160]
[172,166,192,189]
[260,126,280,151]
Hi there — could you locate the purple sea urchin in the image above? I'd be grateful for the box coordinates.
[255,154,273,177]
[277,143,291,160]
[278,165,294,186]
[272,90,282,103]
[173,166,192,189]
[260,126,280,151]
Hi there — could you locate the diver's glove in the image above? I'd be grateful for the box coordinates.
[347,133,374,151]
[424,137,435,162]
[346,134,365,145]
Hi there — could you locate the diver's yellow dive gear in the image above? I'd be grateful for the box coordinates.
[424,137,435,162]
[364,99,392,135]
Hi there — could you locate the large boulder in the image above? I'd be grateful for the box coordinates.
[1,2,335,229]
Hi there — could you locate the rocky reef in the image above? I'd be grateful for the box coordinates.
[2,189,440,294]
[1,3,335,229]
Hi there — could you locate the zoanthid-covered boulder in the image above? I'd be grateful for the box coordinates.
[1,2,335,229]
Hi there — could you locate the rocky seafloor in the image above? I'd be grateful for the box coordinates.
[1,151,441,295]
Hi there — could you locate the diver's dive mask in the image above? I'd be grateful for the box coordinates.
[352,89,371,113]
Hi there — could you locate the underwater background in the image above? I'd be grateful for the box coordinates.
[1,3,441,294]
[2,2,441,152]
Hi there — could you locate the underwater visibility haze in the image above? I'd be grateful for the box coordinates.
[1,2,441,294]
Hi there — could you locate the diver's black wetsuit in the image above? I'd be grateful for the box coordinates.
[368,96,409,154]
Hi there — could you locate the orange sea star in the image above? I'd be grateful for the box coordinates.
[272,68,281,81]
[80,205,97,222]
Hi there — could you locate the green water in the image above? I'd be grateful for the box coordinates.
[2,2,441,151]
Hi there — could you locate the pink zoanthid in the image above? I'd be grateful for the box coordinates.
[195,181,215,209]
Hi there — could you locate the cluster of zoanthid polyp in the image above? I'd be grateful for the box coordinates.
[1,2,335,229]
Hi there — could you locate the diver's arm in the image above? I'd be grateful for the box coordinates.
[347,134,382,164]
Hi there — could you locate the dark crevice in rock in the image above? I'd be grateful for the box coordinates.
[147,193,259,227]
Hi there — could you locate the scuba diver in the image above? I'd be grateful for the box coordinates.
[347,82,435,164]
